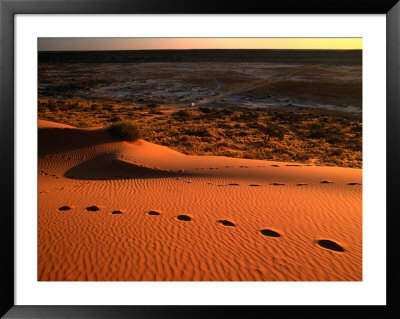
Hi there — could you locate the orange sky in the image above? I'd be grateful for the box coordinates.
[38,38,362,51]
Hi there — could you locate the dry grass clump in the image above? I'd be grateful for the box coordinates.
[107,121,141,142]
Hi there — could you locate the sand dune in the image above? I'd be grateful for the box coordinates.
[38,120,362,281]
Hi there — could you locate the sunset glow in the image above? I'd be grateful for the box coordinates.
[38,37,362,51]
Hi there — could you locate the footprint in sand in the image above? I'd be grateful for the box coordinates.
[320,180,333,184]
[260,229,281,238]
[296,183,308,186]
[58,206,71,211]
[148,211,161,216]
[177,215,192,221]
[317,239,345,252]
[347,182,361,186]
[86,206,100,211]
[249,184,262,187]
[271,165,280,167]
[218,220,236,227]
[228,183,240,186]
[239,166,249,168]
[270,183,285,186]
[112,210,123,215]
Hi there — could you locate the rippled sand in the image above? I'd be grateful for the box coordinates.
[38,120,362,281]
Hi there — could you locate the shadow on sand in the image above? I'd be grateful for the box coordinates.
[63,153,188,180]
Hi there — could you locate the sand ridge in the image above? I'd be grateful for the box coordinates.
[38,120,362,281]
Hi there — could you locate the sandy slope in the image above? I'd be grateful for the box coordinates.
[38,120,362,281]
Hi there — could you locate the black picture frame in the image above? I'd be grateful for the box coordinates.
[1,0,399,318]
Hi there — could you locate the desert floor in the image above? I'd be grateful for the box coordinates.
[38,120,362,281]
[39,61,362,168]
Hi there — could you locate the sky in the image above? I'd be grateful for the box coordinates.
[38,38,362,51]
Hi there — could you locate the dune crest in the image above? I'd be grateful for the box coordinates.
[38,119,76,129]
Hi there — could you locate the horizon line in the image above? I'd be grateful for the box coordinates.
[38,48,363,52]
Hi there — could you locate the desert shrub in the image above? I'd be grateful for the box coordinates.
[38,102,47,112]
[203,145,216,152]
[230,114,241,121]
[309,123,326,139]
[220,151,236,157]
[107,121,141,141]
[59,102,79,111]
[180,135,190,143]
[200,111,220,121]
[240,111,260,121]
[91,104,102,111]
[46,100,58,111]
[258,123,285,144]
[350,123,362,134]
[173,110,192,118]
[184,127,211,137]
[217,141,229,148]
[201,136,214,143]
[329,149,344,157]
[246,122,260,129]
[294,152,312,162]
[337,118,350,125]
[326,136,341,145]
[217,122,232,129]
[236,131,248,137]
[198,107,212,113]
[106,116,121,123]
[325,126,341,135]
[224,129,234,138]
[148,109,163,115]
[348,142,362,152]
[221,108,233,116]
[243,149,262,159]
[103,104,114,112]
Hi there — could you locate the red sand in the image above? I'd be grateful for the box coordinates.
[38,120,362,281]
